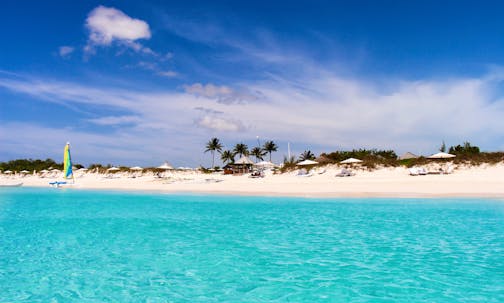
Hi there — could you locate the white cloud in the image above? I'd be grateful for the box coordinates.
[85,6,151,54]
[87,115,141,126]
[185,83,232,97]
[195,115,245,132]
[2,71,504,166]
[158,70,178,78]
[58,46,74,58]
[184,83,261,104]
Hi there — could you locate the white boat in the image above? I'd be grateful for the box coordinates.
[0,182,23,187]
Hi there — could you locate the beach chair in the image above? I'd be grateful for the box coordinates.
[296,168,312,177]
[317,168,327,175]
[409,168,419,176]
[443,165,454,174]
[418,167,428,175]
[335,168,354,177]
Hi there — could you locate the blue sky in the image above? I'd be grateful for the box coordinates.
[1,1,504,167]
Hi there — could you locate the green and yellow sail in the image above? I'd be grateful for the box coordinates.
[63,142,73,179]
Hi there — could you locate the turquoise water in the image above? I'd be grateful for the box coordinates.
[1,188,503,302]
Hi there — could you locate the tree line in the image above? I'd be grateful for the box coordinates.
[0,158,84,172]
[205,138,278,168]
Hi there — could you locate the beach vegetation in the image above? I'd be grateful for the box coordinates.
[299,150,316,161]
[220,150,235,165]
[233,143,249,158]
[205,137,223,168]
[262,140,278,162]
[448,141,480,156]
[320,149,397,168]
[0,158,65,172]
[280,155,297,172]
[439,140,446,152]
[250,147,266,162]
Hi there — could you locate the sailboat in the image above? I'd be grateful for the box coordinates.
[63,142,74,181]
[49,142,74,187]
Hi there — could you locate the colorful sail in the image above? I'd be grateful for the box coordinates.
[63,142,73,179]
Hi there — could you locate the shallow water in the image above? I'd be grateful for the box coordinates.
[1,188,503,302]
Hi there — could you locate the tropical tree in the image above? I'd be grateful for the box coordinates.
[250,147,266,162]
[439,140,446,152]
[220,150,235,165]
[262,140,278,162]
[299,150,316,161]
[205,138,223,168]
[233,143,249,158]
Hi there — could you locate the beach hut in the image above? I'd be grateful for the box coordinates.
[398,152,419,160]
[230,156,254,174]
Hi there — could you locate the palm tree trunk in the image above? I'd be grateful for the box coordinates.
[212,151,215,168]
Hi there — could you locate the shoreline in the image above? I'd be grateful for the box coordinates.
[17,185,504,199]
[3,163,504,199]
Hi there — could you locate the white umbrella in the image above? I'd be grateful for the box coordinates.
[340,158,363,164]
[4,170,13,174]
[428,152,455,159]
[255,161,276,168]
[107,167,120,171]
[77,168,88,171]
[157,162,173,170]
[297,159,318,166]
[51,169,61,172]
[40,169,49,173]
[130,166,143,171]
[20,170,29,174]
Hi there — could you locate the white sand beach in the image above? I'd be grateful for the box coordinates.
[3,163,504,198]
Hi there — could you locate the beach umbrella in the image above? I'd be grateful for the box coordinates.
[40,169,49,173]
[51,169,61,172]
[77,168,88,171]
[107,167,120,171]
[427,152,456,159]
[4,170,13,174]
[255,161,276,168]
[20,170,29,174]
[157,162,173,170]
[130,166,143,171]
[340,158,363,164]
[297,159,319,166]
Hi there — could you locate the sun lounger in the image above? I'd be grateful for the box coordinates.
[409,168,419,176]
[442,165,454,174]
[335,168,355,177]
[296,168,313,177]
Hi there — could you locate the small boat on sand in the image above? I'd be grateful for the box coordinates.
[0,182,23,187]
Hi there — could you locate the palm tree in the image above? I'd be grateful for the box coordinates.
[220,150,235,165]
[205,138,223,168]
[299,150,316,161]
[233,143,249,158]
[262,140,278,162]
[250,147,266,162]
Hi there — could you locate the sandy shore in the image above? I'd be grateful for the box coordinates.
[2,163,504,198]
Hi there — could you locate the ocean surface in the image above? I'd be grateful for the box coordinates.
[1,188,503,302]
